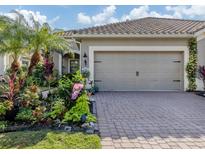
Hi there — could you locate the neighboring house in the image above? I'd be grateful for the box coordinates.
[59,17,205,91]
[1,17,205,91]
[0,54,30,75]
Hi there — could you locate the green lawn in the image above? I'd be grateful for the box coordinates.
[0,130,101,149]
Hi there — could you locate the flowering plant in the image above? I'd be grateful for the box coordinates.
[71,83,84,100]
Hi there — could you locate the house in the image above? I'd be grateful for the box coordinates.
[59,17,205,91]
[1,17,205,91]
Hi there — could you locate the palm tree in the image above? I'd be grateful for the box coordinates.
[0,13,30,74]
[28,19,70,75]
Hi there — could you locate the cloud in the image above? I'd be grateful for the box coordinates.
[91,5,117,25]
[77,5,118,26]
[77,12,91,24]
[121,6,175,21]
[77,5,177,26]
[166,5,205,19]
[48,16,60,25]
[77,5,205,27]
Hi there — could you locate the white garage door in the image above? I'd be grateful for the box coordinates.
[94,51,183,91]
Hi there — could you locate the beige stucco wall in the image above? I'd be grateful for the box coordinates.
[0,55,5,75]
[53,51,61,74]
[80,38,189,68]
[197,37,205,90]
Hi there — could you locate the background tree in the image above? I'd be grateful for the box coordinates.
[0,13,30,74]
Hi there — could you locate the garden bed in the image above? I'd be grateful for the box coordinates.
[0,130,101,149]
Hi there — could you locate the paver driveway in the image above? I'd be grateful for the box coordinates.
[94,92,205,149]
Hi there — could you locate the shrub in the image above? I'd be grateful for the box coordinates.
[31,63,45,86]
[0,100,13,117]
[20,85,40,107]
[58,75,73,101]
[63,93,96,123]
[72,70,85,83]
[49,99,66,120]
[15,108,35,122]
[0,121,7,130]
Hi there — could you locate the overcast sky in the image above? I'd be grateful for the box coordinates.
[0,5,205,30]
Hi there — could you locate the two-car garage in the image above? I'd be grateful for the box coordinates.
[94,51,184,91]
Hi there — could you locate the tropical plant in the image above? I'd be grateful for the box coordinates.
[0,121,7,130]
[0,13,30,74]
[30,63,45,86]
[0,74,18,107]
[58,75,73,102]
[71,70,85,83]
[20,85,40,107]
[27,18,70,75]
[15,108,35,122]
[0,100,13,117]
[63,93,96,123]
[198,65,205,90]
[49,99,66,120]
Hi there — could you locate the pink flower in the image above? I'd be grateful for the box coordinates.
[71,83,84,100]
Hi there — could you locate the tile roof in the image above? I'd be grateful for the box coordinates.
[61,17,205,37]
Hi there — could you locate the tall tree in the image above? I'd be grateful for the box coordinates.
[0,13,30,74]
[28,19,70,75]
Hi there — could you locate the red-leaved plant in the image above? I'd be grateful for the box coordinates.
[198,65,205,90]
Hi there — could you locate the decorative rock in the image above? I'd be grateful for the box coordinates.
[86,128,94,134]
[81,123,89,129]
[41,90,49,99]
[64,126,72,132]
[89,122,95,127]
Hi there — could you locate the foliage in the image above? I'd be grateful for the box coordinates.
[81,67,90,78]
[63,93,96,123]
[20,85,40,107]
[15,108,35,122]
[0,100,13,117]
[49,99,66,120]
[186,38,197,91]
[30,63,45,86]
[32,106,46,122]
[0,121,7,130]
[198,65,205,90]
[58,75,73,101]
[72,70,85,83]
[0,130,101,149]
[0,13,30,74]
[28,20,70,75]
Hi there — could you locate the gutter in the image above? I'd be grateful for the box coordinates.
[63,34,194,39]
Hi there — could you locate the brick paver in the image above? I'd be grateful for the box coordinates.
[94,92,205,149]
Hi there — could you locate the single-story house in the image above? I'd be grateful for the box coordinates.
[1,17,205,91]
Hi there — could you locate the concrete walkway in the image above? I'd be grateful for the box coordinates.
[94,92,205,149]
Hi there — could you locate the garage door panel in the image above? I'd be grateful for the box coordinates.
[94,51,183,91]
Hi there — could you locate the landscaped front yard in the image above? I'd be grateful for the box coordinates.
[0,11,98,149]
[0,130,101,149]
